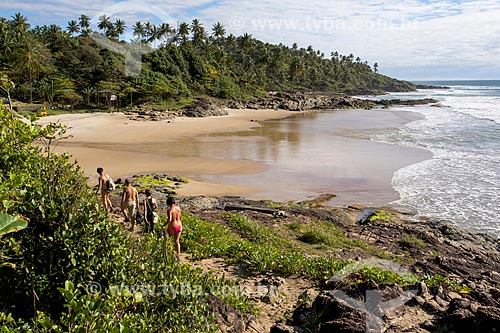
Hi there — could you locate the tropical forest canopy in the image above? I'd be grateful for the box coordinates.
[0,12,413,108]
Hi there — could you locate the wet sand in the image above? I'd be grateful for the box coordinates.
[38,108,431,205]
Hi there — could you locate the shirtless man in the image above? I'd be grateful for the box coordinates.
[96,167,113,212]
[165,197,182,258]
[121,178,139,231]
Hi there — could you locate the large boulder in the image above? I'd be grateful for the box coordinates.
[182,98,228,117]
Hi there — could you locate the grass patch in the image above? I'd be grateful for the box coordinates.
[299,230,327,244]
[398,234,426,249]
[368,210,393,223]
[298,221,372,251]
[183,212,470,293]
[130,174,189,193]
[421,274,473,294]
[183,213,350,280]
[287,222,302,231]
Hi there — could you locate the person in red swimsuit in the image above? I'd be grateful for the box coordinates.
[165,197,182,258]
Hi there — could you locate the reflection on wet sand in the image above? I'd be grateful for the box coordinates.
[198,110,431,205]
[54,109,431,205]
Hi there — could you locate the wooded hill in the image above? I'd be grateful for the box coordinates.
[0,13,414,109]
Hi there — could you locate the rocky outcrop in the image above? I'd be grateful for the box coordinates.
[225,92,438,114]
[376,98,439,107]
[206,295,264,333]
[293,292,366,332]
[124,109,180,121]
[181,98,228,117]
[125,92,438,121]
[226,92,375,111]
[416,84,450,89]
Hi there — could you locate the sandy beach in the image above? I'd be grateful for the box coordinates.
[38,109,301,196]
[38,108,431,205]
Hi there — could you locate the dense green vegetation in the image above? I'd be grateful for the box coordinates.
[0,106,253,331]
[0,13,413,111]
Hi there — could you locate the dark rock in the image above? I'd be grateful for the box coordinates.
[181,98,228,117]
[424,299,446,314]
[447,298,471,313]
[374,98,439,107]
[319,319,366,333]
[475,306,500,330]
[440,308,476,332]
[205,295,257,333]
[415,84,450,89]
[292,302,312,326]
[440,301,500,332]
[310,293,366,332]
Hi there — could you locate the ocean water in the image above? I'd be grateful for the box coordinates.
[369,80,500,238]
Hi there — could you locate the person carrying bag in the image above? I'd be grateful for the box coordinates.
[143,189,158,233]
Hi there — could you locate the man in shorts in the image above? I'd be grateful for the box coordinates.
[121,178,139,231]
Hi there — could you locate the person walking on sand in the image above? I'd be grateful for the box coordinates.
[96,167,113,212]
[143,189,158,233]
[165,197,182,258]
[121,178,139,231]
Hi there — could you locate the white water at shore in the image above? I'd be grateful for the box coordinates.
[369,81,500,238]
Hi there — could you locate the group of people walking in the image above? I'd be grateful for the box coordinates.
[96,167,182,258]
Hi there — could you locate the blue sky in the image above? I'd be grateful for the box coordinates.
[2,0,500,80]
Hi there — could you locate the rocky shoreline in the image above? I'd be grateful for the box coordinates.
[182,196,500,333]
[124,92,439,121]
[109,172,500,332]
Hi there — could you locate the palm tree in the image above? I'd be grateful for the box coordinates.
[81,86,95,105]
[212,22,225,39]
[226,33,236,50]
[66,20,80,35]
[177,22,189,44]
[79,14,91,36]
[190,19,202,35]
[113,19,126,40]
[170,33,181,46]
[133,21,145,41]
[144,21,153,34]
[13,36,49,103]
[97,15,112,34]
[0,28,15,64]
[159,23,173,45]
[238,33,253,50]
[192,26,207,46]
[10,13,29,33]
[146,24,160,47]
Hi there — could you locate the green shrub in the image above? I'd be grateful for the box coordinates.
[0,108,131,318]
